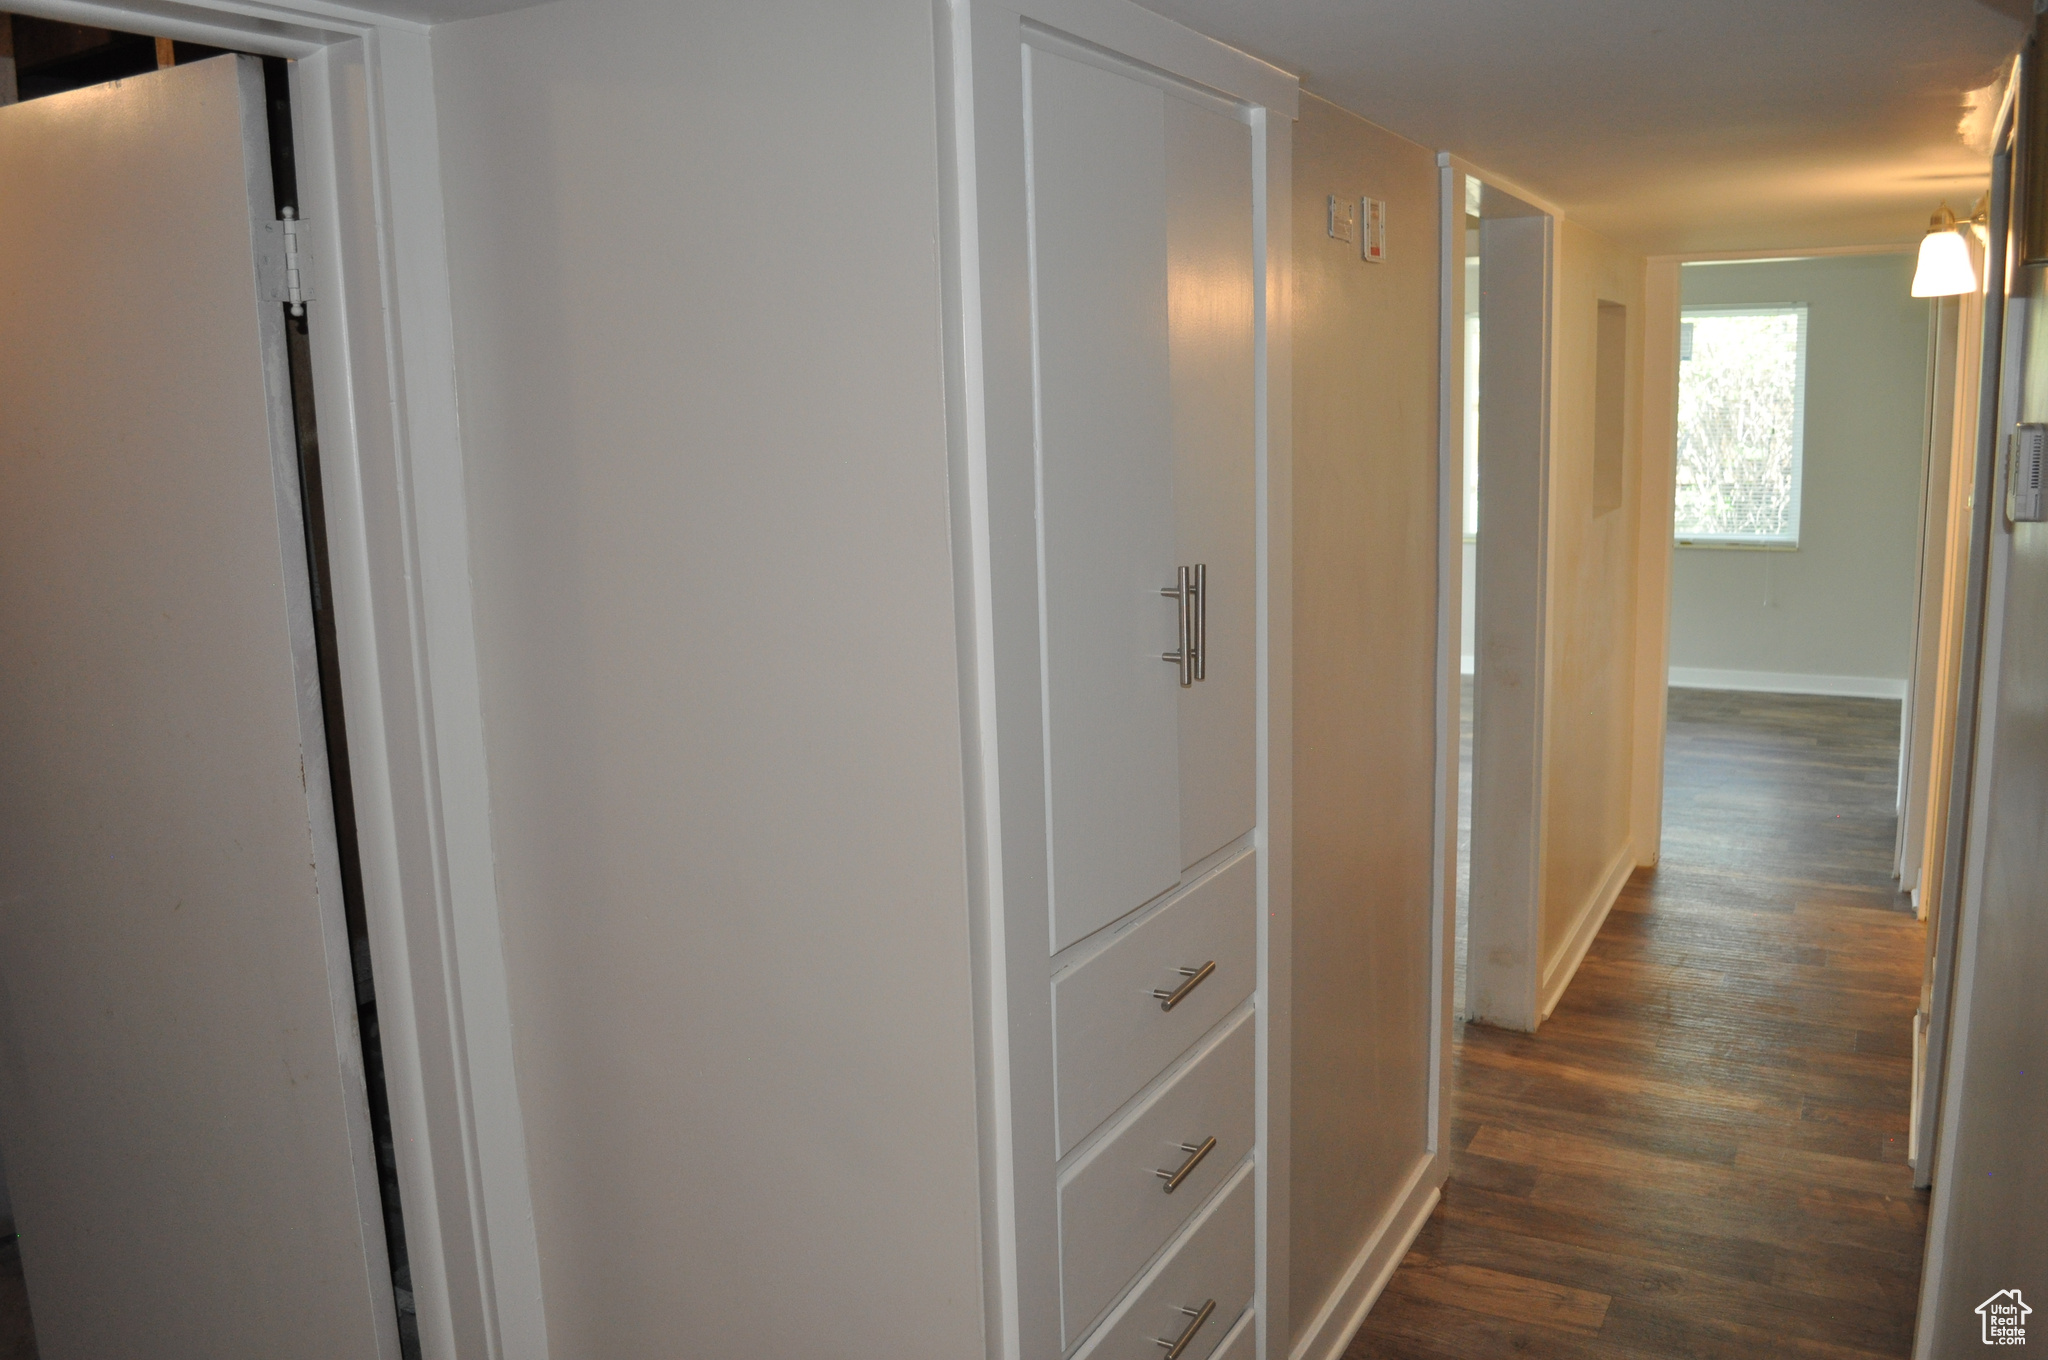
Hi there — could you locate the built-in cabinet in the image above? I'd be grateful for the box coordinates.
[941,2,1294,1355]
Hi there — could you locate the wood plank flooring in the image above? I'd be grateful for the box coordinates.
[1350,689,1929,1360]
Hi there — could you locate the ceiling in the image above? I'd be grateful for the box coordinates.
[1136,0,2029,255]
[44,0,2023,254]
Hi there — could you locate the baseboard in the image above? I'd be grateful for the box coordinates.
[1667,666,1907,700]
[1539,845,1633,1021]
[1289,1153,1441,1360]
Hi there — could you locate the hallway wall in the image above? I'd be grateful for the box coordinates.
[1539,221,1647,1014]
[406,2,1656,1349]
[1917,244,2047,1357]
[1669,254,1929,697]
[429,1,987,1354]
[1288,94,1444,1347]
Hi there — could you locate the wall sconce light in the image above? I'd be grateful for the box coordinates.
[1912,196,1989,297]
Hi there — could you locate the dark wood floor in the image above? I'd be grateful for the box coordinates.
[1351,689,1929,1360]
[0,692,1929,1360]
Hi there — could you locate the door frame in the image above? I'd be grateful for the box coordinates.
[1634,212,2022,1212]
[1437,155,1559,1035]
[1914,139,2027,1360]
[1896,291,1970,914]
[6,4,547,1357]
[1634,240,1916,899]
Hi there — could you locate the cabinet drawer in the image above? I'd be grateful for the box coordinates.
[1060,1009,1253,1344]
[1071,1159,1253,1360]
[1053,852,1255,1152]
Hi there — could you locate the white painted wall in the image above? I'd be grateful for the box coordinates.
[1288,95,1444,1349]
[1539,219,1646,1016]
[429,2,987,1355]
[1670,254,1928,697]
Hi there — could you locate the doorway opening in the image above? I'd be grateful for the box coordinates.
[1368,239,1969,1357]
[0,23,417,1358]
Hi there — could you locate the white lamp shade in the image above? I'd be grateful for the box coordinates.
[1913,229,1977,297]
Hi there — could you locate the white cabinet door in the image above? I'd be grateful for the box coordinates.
[1031,46,1183,953]
[1166,94,1257,870]
[1029,44,1257,955]
[0,56,393,1360]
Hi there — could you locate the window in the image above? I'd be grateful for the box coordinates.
[1675,305,1808,547]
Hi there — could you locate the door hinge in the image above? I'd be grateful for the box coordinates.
[281,208,309,316]
[258,208,313,316]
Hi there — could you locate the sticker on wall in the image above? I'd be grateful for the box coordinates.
[1362,197,1387,263]
[1328,194,1356,243]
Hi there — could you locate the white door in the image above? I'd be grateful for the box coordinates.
[1029,43,1257,955]
[0,55,396,1359]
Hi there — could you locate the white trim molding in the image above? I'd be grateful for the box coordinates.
[1668,666,1907,700]
[1633,260,1680,869]
[1287,1154,1440,1360]
[321,33,549,1359]
[1430,152,1463,1162]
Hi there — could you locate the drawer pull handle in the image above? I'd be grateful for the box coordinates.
[1152,960,1215,1011]
[1154,1299,1216,1358]
[1161,567,1193,687]
[1154,1135,1217,1194]
[1159,565,1208,687]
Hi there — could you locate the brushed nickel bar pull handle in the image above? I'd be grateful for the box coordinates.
[1191,563,1206,682]
[1154,1299,1216,1358]
[1161,566,1192,686]
[1152,959,1215,1011]
[1154,1135,1217,1194]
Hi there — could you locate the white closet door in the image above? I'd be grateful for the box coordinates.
[1166,98,1256,869]
[1029,45,1259,953]
[0,56,393,1360]
[1029,46,1184,954]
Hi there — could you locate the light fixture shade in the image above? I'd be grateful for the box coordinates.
[1913,229,1977,297]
